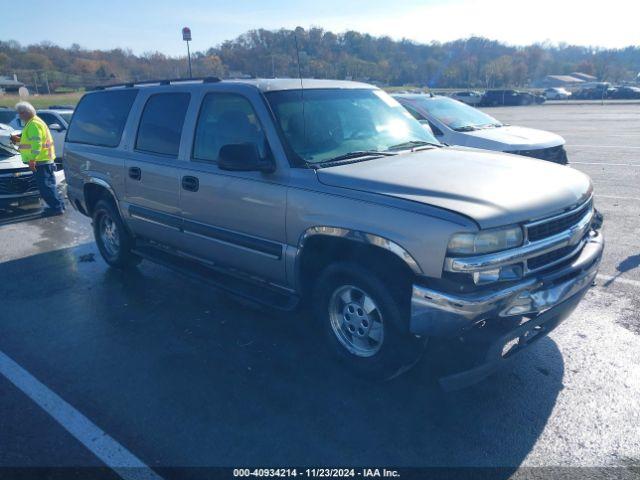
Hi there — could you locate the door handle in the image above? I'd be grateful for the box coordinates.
[128,167,141,181]
[181,175,199,192]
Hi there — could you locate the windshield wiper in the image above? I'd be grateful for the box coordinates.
[453,125,479,132]
[386,140,440,151]
[312,150,396,166]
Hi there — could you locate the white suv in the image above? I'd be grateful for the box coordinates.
[544,87,571,100]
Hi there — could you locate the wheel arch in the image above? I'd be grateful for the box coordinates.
[83,178,122,218]
[295,227,422,301]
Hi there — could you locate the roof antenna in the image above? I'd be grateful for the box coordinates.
[293,27,307,153]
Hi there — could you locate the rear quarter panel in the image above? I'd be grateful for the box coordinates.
[64,143,126,212]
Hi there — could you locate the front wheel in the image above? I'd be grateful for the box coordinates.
[92,198,141,269]
[312,262,425,380]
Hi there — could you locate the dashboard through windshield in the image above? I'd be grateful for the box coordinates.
[265,88,440,164]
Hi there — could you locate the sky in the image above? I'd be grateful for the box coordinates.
[2,0,639,56]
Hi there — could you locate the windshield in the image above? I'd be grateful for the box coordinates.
[60,113,73,123]
[265,88,440,164]
[411,96,503,131]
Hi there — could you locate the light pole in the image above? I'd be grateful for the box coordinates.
[182,27,192,78]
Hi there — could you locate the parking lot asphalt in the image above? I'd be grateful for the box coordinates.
[0,103,639,478]
[483,103,640,334]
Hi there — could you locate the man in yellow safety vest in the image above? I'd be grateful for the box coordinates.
[10,101,65,216]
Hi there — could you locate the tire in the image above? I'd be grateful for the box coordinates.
[312,262,425,380]
[92,198,141,269]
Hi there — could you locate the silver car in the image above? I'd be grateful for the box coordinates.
[64,78,604,389]
[449,90,483,105]
[7,108,73,164]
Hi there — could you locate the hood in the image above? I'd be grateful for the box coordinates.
[316,147,592,229]
[459,125,564,151]
[0,129,25,170]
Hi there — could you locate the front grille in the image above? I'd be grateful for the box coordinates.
[527,244,579,271]
[527,199,592,242]
[513,145,568,164]
[0,173,38,195]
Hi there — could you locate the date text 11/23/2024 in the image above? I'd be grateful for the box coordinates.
[233,469,400,478]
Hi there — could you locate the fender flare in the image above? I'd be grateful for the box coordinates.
[295,226,423,282]
[84,177,124,218]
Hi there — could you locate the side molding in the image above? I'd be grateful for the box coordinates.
[297,226,423,275]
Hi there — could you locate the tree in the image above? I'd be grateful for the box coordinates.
[2,28,640,90]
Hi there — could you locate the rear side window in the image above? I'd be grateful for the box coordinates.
[135,93,190,156]
[67,90,138,147]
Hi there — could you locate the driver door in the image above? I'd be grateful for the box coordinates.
[179,91,288,284]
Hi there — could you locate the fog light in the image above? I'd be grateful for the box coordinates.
[500,264,523,281]
[473,264,523,285]
[473,268,501,285]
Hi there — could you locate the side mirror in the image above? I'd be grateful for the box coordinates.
[49,123,64,131]
[218,143,275,173]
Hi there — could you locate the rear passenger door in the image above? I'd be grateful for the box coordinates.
[178,90,288,285]
[123,92,191,249]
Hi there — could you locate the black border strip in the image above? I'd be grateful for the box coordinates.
[183,219,282,259]
[128,205,181,229]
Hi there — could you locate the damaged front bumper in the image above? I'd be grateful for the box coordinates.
[410,229,604,390]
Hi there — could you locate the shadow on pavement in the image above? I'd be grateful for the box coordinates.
[603,253,640,286]
[0,204,44,226]
[0,244,565,474]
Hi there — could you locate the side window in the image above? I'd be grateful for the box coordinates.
[403,105,426,121]
[192,92,267,163]
[135,93,190,157]
[67,90,138,147]
[428,121,443,136]
[37,113,58,126]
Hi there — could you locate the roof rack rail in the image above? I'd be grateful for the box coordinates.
[90,77,221,91]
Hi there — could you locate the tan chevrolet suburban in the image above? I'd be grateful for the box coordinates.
[64,78,604,389]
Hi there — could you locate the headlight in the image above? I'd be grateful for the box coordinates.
[447,226,524,255]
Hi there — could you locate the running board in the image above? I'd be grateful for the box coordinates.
[132,243,299,312]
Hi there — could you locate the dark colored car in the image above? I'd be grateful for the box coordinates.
[571,86,616,100]
[609,86,640,100]
[482,90,545,106]
[48,104,76,110]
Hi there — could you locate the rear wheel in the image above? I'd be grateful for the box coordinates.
[92,198,141,269]
[312,262,425,380]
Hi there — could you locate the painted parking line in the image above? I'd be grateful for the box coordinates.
[595,194,640,201]
[568,144,640,149]
[597,274,640,289]
[0,349,163,480]
[571,162,640,167]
